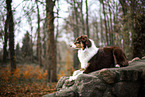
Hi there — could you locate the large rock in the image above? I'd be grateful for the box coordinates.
[43,59,145,97]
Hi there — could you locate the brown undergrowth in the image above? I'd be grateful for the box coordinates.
[0,64,57,97]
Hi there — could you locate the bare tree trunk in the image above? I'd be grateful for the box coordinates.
[92,17,99,46]
[86,0,89,37]
[101,0,109,45]
[3,18,8,63]
[99,4,104,46]
[73,0,79,38]
[113,0,117,46]
[36,1,42,67]
[30,27,33,62]
[131,0,145,58]
[119,0,130,58]
[108,1,113,46]
[43,17,47,59]
[80,0,85,35]
[72,0,80,70]
[55,0,60,68]
[46,0,57,82]
[6,0,16,73]
[107,15,111,45]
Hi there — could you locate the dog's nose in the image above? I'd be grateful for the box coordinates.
[69,43,76,48]
[69,44,72,47]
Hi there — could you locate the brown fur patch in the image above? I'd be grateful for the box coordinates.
[83,47,129,73]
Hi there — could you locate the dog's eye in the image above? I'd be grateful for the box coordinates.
[76,41,80,43]
[75,41,80,44]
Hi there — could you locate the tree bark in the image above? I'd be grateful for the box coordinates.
[80,0,85,35]
[99,4,104,46]
[86,0,89,37]
[6,0,16,73]
[55,0,59,68]
[73,0,79,38]
[131,0,145,58]
[108,1,113,46]
[73,0,79,70]
[101,0,109,45]
[46,0,57,82]
[113,1,122,47]
[3,18,8,63]
[119,0,131,58]
[36,1,42,67]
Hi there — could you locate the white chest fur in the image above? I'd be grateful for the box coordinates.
[78,39,99,69]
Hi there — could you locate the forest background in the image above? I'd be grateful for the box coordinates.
[0,0,145,96]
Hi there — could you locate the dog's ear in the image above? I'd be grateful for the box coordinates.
[81,35,91,47]
[81,35,88,42]
[86,39,91,47]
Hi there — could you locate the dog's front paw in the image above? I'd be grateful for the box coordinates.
[115,64,120,67]
[69,76,77,81]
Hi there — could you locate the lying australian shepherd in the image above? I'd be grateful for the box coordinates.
[69,35,128,81]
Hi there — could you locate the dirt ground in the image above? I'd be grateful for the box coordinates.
[0,64,57,97]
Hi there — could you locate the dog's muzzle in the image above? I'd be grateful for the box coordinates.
[70,43,76,48]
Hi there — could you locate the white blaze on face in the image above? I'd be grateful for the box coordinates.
[70,43,77,48]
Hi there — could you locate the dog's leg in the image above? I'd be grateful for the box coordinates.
[113,47,129,67]
[83,63,92,74]
[113,54,120,67]
[69,70,83,81]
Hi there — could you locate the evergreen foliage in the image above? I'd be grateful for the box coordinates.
[21,31,33,61]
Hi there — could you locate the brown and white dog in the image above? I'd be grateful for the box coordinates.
[69,35,128,81]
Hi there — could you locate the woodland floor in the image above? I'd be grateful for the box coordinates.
[0,63,57,97]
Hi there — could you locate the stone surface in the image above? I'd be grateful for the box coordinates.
[112,82,140,97]
[43,59,145,97]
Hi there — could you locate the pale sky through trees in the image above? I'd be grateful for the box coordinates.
[5,0,69,48]
[0,0,101,49]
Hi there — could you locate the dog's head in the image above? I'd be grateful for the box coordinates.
[70,35,92,50]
